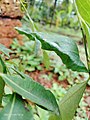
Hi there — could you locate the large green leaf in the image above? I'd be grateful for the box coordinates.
[0,74,60,115]
[0,94,34,120]
[0,44,12,57]
[49,81,87,120]
[16,27,88,72]
[75,0,90,25]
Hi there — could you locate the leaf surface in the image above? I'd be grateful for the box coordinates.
[0,56,6,105]
[75,0,90,25]
[0,77,5,106]
[0,74,59,115]
[43,50,50,69]
[0,94,34,120]
[49,114,60,120]
[75,0,90,54]
[49,81,87,120]
[16,27,88,72]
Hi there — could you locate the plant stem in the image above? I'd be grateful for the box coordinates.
[20,0,36,31]
[74,0,90,80]
[20,0,40,56]
[81,27,90,81]
[81,28,88,64]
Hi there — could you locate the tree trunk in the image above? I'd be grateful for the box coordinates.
[50,0,58,27]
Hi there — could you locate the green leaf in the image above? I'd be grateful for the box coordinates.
[59,81,87,120]
[34,106,49,120]
[0,74,60,115]
[49,114,60,120]
[75,0,90,25]
[0,77,5,106]
[81,21,90,54]
[43,50,50,69]
[0,56,7,73]
[15,27,88,72]
[0,56,6,106]
[0,44,12,57]
[49,81,87,120]
[75,0,90,55]
[35,33,87,72]
[0,94,34,120]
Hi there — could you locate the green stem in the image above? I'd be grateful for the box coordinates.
[20,0,39,57]
[81,28,90,82]
[20,0,36,32]
[81,28,89,65]
[74,0,90,80]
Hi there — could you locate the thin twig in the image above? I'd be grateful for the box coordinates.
[20,0,36,31]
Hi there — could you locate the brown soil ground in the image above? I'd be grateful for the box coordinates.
[0,18,23,47]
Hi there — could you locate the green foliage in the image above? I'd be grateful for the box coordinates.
[0,77,4,106]
[15,1,90,118]
[0,43,59,119]
[75,0,90,55]
[49,81,87,120]
[0,0,90,119]
[43,50,50,69]
[81,22,90,54]
[16,27,87,72]
[34,106,49,120]
[53,64,86,85]
[0,44,12,57]
[75,0,90,25]
[15,25,89,119]
[0,56,7,74]
[21,0,79,29]
[10,39,42,72]
[0,55,7,106]
[59,81,87,120]
[0,94,34,120]
[0,73,59,115]
[51,83,67,101]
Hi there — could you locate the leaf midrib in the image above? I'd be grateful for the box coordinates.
[8,94,16,120]
[3,75,41,101]
[60,82,86,106]
[1,74,50,107]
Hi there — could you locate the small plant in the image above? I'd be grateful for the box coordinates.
[10,39,43,72]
